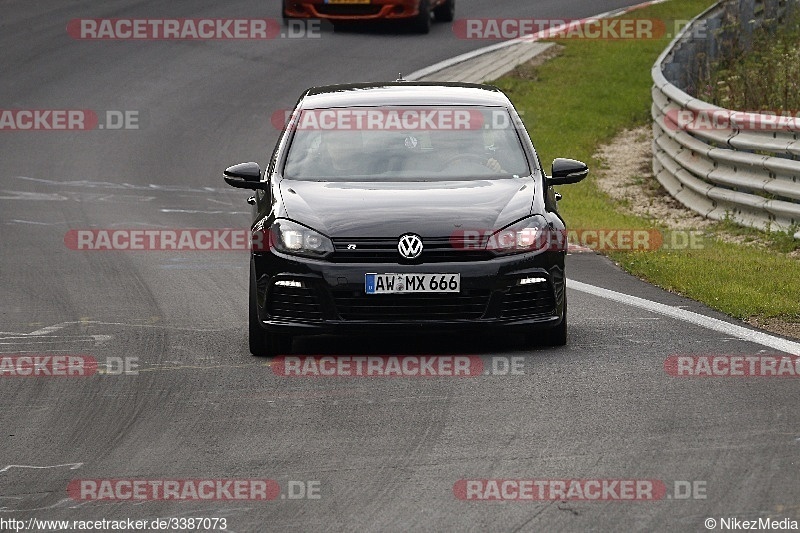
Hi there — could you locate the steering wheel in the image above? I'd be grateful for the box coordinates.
[442,153,490,168]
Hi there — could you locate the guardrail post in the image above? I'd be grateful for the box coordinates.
[739,0,755,45]
[764,0,779,20]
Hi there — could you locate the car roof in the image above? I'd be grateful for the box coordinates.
[299,82,513,109]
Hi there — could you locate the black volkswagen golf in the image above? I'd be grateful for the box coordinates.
[224,82,587,356]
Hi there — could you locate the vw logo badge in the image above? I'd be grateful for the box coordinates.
[398,234,423,259]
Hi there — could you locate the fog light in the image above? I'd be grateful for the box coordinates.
[275,280,303,288]
[519,277,547,285]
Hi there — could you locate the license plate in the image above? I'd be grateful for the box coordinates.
[365,274,460,294]
[326,0,371,4]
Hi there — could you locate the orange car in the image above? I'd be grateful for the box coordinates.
[282,0,455,33]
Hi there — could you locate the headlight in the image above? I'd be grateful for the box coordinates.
[256,219,333,258]
[488,215,561,255]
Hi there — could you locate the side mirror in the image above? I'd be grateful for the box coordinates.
[550,158,588,185]
[223,162,266,190]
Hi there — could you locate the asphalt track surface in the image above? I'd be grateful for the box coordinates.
[1,1,799,531]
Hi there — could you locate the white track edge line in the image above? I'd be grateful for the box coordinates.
[567,279,800,355]
[407,0,670,81]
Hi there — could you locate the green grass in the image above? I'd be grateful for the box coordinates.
[492,0,800,321]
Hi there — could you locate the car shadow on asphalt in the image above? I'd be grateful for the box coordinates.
[290,330,555,356]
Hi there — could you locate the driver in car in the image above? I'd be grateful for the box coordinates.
[435,130,506,174]
[321,130,371,176]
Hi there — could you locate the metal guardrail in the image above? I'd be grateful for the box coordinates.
[651,0,800,239]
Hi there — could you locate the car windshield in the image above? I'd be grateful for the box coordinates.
[282,106,531,180]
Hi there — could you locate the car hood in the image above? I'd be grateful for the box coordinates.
[278,177,535,237]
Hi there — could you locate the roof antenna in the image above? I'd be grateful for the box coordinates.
[396,73,408,82]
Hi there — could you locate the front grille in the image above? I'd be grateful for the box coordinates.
[333,290,491,321]
[268,285,323,321]
[500,283,556,319]
[315,5,383,15]
[331,237,494,263]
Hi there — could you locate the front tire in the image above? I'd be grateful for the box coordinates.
[281,0,290,24]
[526,294,567,347]
[433,0,455,22]
[282,0,302,26]
[249,261,292,357]
[410,0,432,33]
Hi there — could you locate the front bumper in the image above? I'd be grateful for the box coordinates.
[284,0,422,21]
[253,250,566,336]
